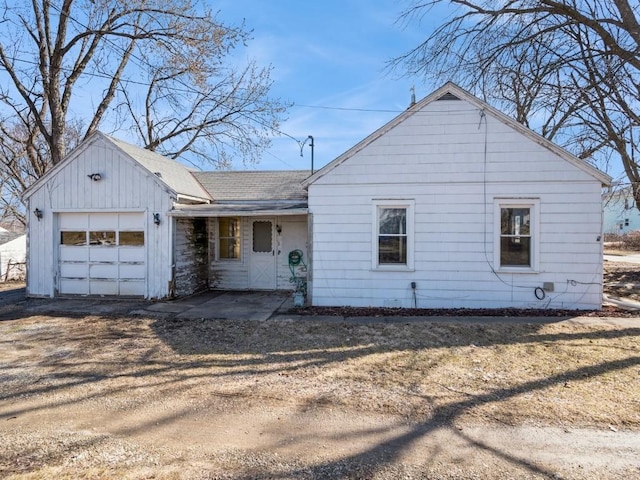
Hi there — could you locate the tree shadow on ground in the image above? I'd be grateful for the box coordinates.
[1,309,639,478]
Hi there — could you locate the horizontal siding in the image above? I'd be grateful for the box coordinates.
[210,215,308,291]
[209,217,250,290]
[308,99,604,310]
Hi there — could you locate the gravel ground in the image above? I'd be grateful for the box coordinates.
[604,259,640,302]
[0,261,639,479]
[1,309,639,479]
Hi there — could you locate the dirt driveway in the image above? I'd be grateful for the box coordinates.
[1,303,639,479]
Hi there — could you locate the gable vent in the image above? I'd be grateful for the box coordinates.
[436,92,460,101]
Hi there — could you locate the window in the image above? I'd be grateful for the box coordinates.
[495,199,539,271]
[219,217,240,259]
[252,220,272,253]
[372,200,414,270]
[61,231,87,246]
[89,231,116,246]
[379,208,407,264]
[119,231,145,246]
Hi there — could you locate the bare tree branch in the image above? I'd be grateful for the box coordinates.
[0,0,288,222]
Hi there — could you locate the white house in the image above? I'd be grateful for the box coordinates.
[23,132,308,299]
[303,83,611,310]
[23,83,611,310]
[0,228,26,281]
[602,187,640,234]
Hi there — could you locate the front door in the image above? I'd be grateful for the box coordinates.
[249,218,276,289]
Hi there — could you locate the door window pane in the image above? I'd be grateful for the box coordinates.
[253,221,272,253]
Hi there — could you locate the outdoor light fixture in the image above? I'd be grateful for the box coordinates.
[87,173,102,181]
[298,135,315,174]
[276,224,282,234]
[153,213,161,226]
[33,208,43,220]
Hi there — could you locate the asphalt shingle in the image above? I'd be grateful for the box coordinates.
[193,170,309,202]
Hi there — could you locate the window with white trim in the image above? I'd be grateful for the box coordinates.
[494,199,539,271]
[218,217,240,260]
[372,200,414,270]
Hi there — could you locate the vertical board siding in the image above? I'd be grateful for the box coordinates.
[309,99,605,310]
[27,136,174,299]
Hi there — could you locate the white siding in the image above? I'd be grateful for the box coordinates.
[0,235,26,280]
[309,99,604,310]
[209,215,308,291]
[26,135,174,299]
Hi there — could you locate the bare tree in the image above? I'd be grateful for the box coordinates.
[393,0,640,203]
[0,0,287,223]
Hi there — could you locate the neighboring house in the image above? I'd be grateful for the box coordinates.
[602,187,640,234]
[0,227,26,281]
[24,83,611,309]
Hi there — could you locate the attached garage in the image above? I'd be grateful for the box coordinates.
[58,212,146,296]
[24,132,211,299]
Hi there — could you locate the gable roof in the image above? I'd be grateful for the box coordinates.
[193,170,309,202]
[103,134,211,202]
[23,131,212,202]
[303,82,612,187]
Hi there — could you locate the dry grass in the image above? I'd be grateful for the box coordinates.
[1,309,639,479]
[1,314,638,429]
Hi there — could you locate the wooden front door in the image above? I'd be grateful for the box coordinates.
[249,218,276,289]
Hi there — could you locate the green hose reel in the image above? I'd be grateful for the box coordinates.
[288,249,307,297]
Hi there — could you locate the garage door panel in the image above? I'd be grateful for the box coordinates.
[59,213,89,229]
[90,264,119,278]
[120,264,145,279]
[60,247,88,262]
[89,248,118,262]
[89,213,118,230]
[89,280,118,295]
[60,279,89,295]
[60,263,88,278]
[120,281,145,296]
[119,247,145,262]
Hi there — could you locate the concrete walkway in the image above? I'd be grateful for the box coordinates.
[0,286,636,327]
[143,290,291,321]
[604,253,640,264]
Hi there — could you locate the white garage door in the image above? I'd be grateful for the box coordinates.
[58,212,146,296]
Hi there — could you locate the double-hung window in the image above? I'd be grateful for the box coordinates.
[218,217,240,260]
[495,199,539,271]
[373,200,414,270]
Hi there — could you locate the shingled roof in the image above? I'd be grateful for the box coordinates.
[193,170,309,202]
[106,134,212,202]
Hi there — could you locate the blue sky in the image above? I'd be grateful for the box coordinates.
[214,0,436,171]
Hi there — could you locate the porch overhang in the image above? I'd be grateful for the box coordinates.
[168,202,308,217]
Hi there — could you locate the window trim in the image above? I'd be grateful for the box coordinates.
[217,217,241,261]
[371,199,415,271]
[494,198,539,273]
